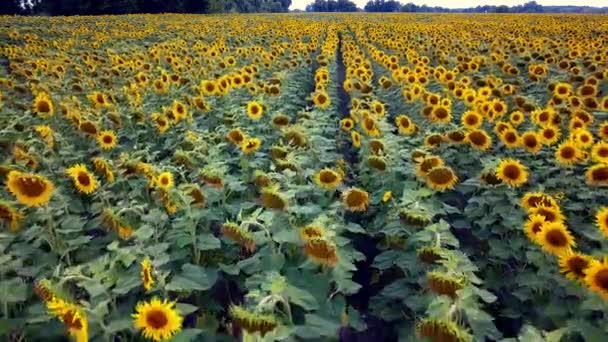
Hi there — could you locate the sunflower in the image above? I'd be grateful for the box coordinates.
[97,130,118,150]
[573,129,595,149]
[0,200,24,232]
[520,192,556,211]
[598,121,608,141]
[304,238,340,266]
[133,298,183,342]
[417,319,472,342]
[427,271,465,298]
[92,157,115,183]
[342,187,369,212]
[241,137,262,154]
[260,187,288,211]
[430,105,451,124]
[314,168,342,190]
[246,101,263,120]
[151,113,170,134]
[35,125,55,148]
[466,129,492,151]
[395,114,416,135]
[425,166,458,191]
[523,214,546,242]
[361,116,380,136]
[559,252,592,283]
[520,131,542,154]
[509,111,525,127]
[417,246,444,264]
[33,92,54,117]
[271,114,290,128]
[200,80,218,96]
[6,170,54,207]
[340,118,354,131]
[416,156,444,178]
[154,172,174,190]
[141,257,154,292]
[227,128,246,145]
[312,90,331,109]
[222,222,256,252]
[461,111,483,129]
[595,207,608,239]
[537,221,576,256]
[584,258,608,299]
[46,298,89,342]
[382,191,392,203]
[66,164,98,194]
[496,159,528,187]
[229,305,278,337]
[591,142,608,163]
[539,126,560,146]
[586,164,608,187]
[299,225,326,242]
[351,131,361,148]
[555,141,582,166]
[499,128,520,148]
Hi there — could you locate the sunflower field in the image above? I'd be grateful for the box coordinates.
[1,12,608,342]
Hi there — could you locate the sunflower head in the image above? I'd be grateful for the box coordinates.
[586,164,608,187]
[342,187,370,212]
[246,101,264,120]
[260,187,288,211]
[520,192,556,211]
[97,130,118,150]
[222,222,255,253]
[427,271,466,298]
[555,141,582,166]
[530,204,564,224]
[271,114,290,128]
[559,252,592,283]
[314,168,342,190]
[466,129,492,151]
[284,128,308,147]
[399,208,433,227]
[584,258,608,299]
[538,221,576,256]
[299,225,326,242]
[133,298,183,342]
[241,137,262,154]
[154,171,174,190]
[7,170,54,207]
[0,200,24,232]
[425,166,458,191]
[312,90,331,109]
[595,207,608,239]
[417,318,472,342]
[523,214,546,243]
[417,246,444,264]
[495,158,528,188]
[227,128,246,145]
[304,237,339,266]
[229,305,278,337]
[141,257,154,292]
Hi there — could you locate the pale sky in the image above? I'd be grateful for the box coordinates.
[290,0,607,11]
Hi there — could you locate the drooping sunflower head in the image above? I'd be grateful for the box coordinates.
[417,246,444,264]
[586,164,608,187]
[299,225,326,243]
[342,187,370,212]
[271,114,290,128]
[445,130,466,144]
[133,297,183,342]
[222,222,255,252]
[33,92,54,117]
[369,139,385,155]
[425,166,458,191]
[367,156,388,171]
[395,114,416,135]
[304,237,340,266]
[314,168,342,190]
[495,158,528,188]
[584,258,608,299]
[260,187,288,211]
[6,171,54,207]
[427,271,466,298]
[424,134,444,149]
[351,131,362,148]
[92,157,115,183]
[559,252,592,283]
[229,305,278,337]
[538,221,576,256]
[227,128,246,145]
[284,127,308,147]
[0,200,24,232]
[416,318,472,342]
[520,192,556,211]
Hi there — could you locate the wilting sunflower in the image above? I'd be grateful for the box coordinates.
[6,170,54,207]
[97,130,118,150]
[312,90,331,109]
[154,172,174,190]
[260,187,288,211]
[555,141,582,166]
[227,128,246,145]
[314,168,342,190]
[246,101,263,120]
[92,157,114,183]
[466,129,492,151]
[141,257,154,292]
[427,271,465,298]
[342,187,370,212]
[417,318,472,342]
[592,142,608,163]
[425,166,458,191]
[523,214,546,242]
[586,164,608,187]
[537,221,576,256]
[495,159,528,187]
[304,237,340,266]
[417,246,444,264]
[222,222,256,253]
[271,114,290,128]
[0,200,24,232]
[241,137,262,154]
[595,207,608,238]
[559,252,592,283]
[229,305,278,337]
[529,204,565,224]
[66,164,98,194]
[520,192,556,211]
[584,258,608,299]
[133,298,183,342]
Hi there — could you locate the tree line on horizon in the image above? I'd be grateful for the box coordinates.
[0,0,606,15]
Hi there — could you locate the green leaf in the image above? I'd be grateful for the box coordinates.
[81,279,107,298]
[166,264,218,291]
[285,285,319,311]
[0,278,27,303]
[106,318,132,333]
[197,233,221,251]
[176,303,199,315]
[171,329,204,342]
[295,313,340,338]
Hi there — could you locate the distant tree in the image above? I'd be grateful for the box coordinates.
[306,0,356,12]
[401,2,416,12]
[364,0,400,12]
[495,5,509,13]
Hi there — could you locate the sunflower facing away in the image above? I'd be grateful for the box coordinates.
[314,168,342,190]
[342,187,370,212]
[66,164,98,194]
[417,318,472,342]
[133,298,183,341]
[141,257,154,292]
[495,159,528,187]
[537,221,576,256]
[229,305,278,337]
[584,257,608,299]
[6,170,54,207]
